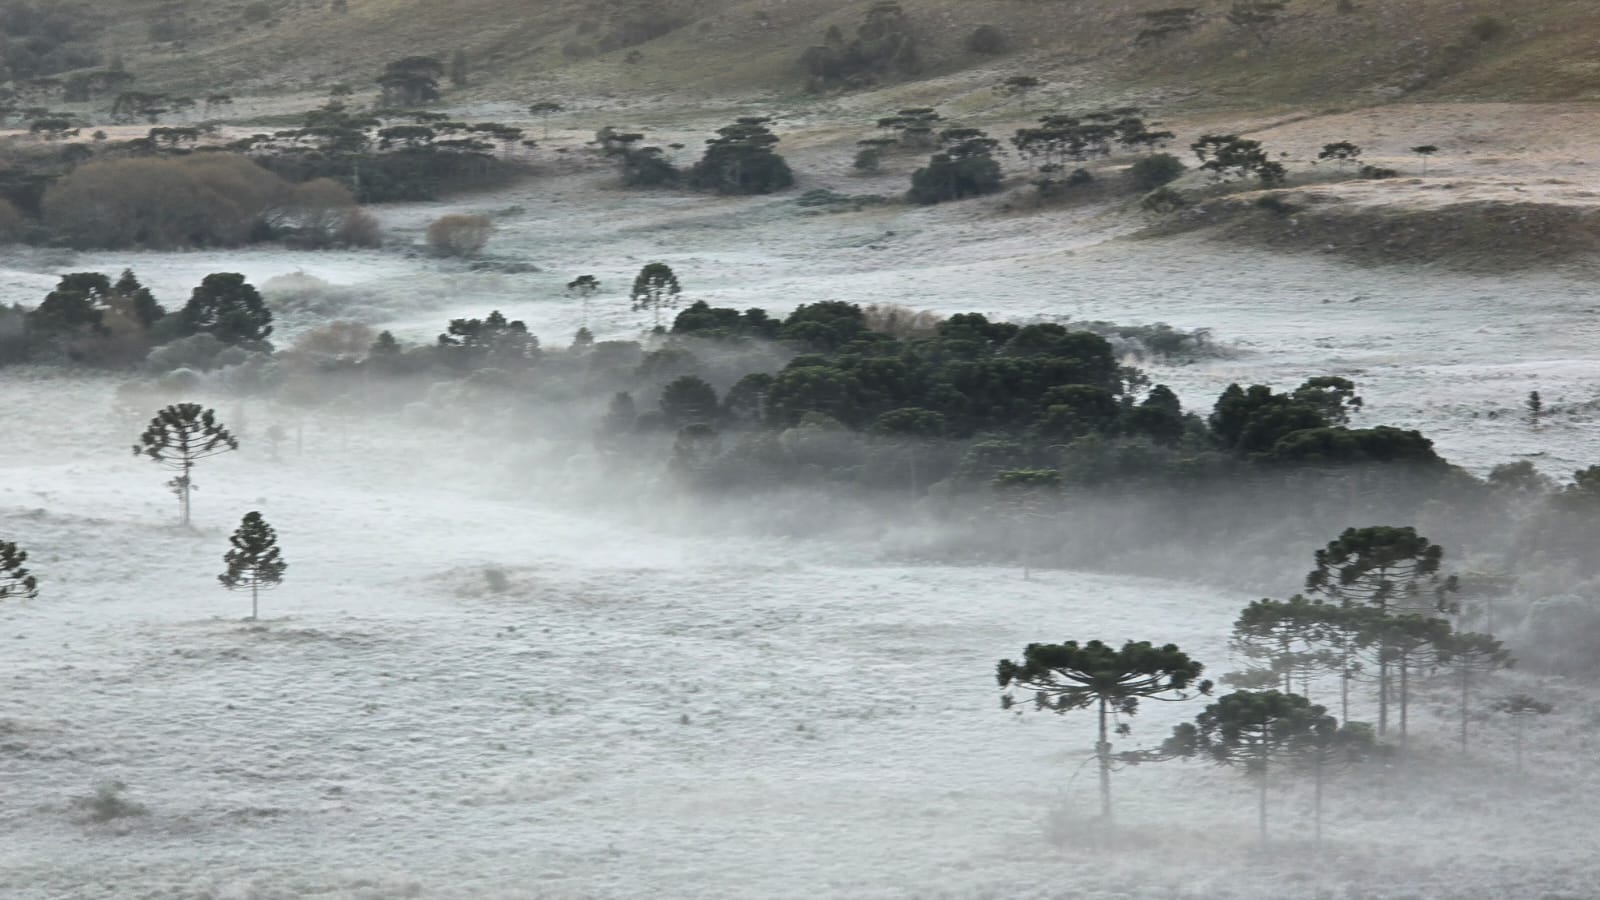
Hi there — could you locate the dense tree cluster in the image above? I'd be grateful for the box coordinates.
[800,1,919,91]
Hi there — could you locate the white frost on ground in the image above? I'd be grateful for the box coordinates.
[2,139,1598,896]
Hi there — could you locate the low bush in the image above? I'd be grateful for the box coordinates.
[426,214,493,257]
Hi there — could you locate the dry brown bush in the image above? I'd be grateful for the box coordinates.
[426,213,493,257]
[289,320,376,361]
[863,302,945,340]
[42,154,288,249]
[338,208,383,248]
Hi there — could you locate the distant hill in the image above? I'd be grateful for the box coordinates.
[14,0,1600,112]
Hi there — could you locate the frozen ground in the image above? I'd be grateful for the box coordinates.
[3,115,1599,896]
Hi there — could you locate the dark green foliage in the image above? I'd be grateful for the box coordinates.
[660,375,719,427]
[219,511,286,620]
[178,273,272,347]
[0,539,38,600]
[0,1,102,80]
[1127,153,1186,190]
[133,404,239,526]
[1266,426,1440,465]
[631,263,681,327]
[436,310,539,369]
[687,118,794,195]
[999,639,1209,821]
[1191,134,1285,185]
[1164,689,1324,842]
[800,1,919,90]
[908,127,1004,204]
[671,301,779,341]
[1317,142,1363,167]
[378,56,443,106]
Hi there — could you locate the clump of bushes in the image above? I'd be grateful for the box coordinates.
[426,214,494,257]
[1127,153,1187,191]
[964,24,1007,54]
[70,781,148,823]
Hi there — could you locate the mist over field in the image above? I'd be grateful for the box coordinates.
[4,1,1600,897]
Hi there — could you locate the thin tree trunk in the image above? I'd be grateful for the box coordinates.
[1378,653,1389,736]
[1514,716,1524,773]
[1459,667,1470,753]
[1399,656,1409,750]
[1097,696,1112,824]
[251,581,258,620]
[1257,757,1269,845]
[1313,755,1324,851]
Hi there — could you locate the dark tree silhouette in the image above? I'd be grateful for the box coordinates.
[133,404,239,527]
[1493,694,1552,773]
[687,117,794,195]
[631,263,681,328]
[528,100,563,139]
[1305,525,1459,735]
[178,273,273,346]
[1438,631,1514,753]
[998,640,1210,823]
[219,511,286,619]
[0,540,38,600]
[377,56,443,106]
[1411,145,1439,175]
[1164,689,1322,843]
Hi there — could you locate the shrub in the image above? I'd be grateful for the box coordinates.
[43,154,287,249]
[965,24,1007,54]
[853,147,883,173]
[338,208,383,247]
[1141,186,1189,213]
[1127,153,1187,191]
[908,154,1003,204]
[426,214,493,257]
[1358,165,1399,180]
[1469,16,1507,42]
[71,781,148,823]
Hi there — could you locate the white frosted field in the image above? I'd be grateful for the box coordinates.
[2,145,1598,898]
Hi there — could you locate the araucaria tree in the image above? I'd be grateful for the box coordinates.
[687,117,794,195]
[1304,525,1458,735]
[1165,689,1323,844]
[219,512,286,620]
[133,404,240,527]
[998,640,1209,823]
[1439,631,1514,752]
[178,273,273,347]
[631,263,682,328]
[0,540,39,600]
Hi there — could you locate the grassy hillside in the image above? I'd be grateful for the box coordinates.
[53,0,1600,110]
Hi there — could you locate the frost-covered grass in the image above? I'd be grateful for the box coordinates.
[3,149,1600,896]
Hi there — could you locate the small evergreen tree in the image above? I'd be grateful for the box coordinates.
[178,273,273,347]
[687,117,794,195]
[219,511,286,619]
[631,263,682,328]
[133,404,240,526]
[1493,694,1552,772]
[1438,631,1514,753]
[998,640,1210,823]
[1411,145,1439,175]
[0,540,39,600]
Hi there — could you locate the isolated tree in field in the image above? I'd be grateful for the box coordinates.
[528,100,563,139]
[631,263,681,328]
[1165,689,1322,843]
[1411,145,1439,175]
[1190,134,1285,186]
[1438,631,1514,752]
[133,404,239,527]
[567,274,600,326]
[219,511,286,619]
[0,540,38,600]
[1526,390,1542,429]
[1494,694,1552,772]
[998,640,1210,823]
[1317,142,1363,168]
[1304,525,1459,735]
[178,273,273,346]
[377,56,443,106]
[687,117,794,195]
